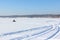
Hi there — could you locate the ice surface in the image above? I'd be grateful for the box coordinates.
[0,18,60,40]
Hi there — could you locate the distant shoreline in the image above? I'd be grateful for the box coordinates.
[0,14,60,18]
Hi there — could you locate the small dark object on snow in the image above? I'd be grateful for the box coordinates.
[13,19,16,22]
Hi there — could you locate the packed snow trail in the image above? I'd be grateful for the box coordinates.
[0,25,52,40]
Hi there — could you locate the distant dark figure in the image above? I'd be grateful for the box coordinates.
[13,19,16,22]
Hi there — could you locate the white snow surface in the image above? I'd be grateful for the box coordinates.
[0,17,60,40]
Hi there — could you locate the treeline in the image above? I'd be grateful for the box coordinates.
[0,14,60,18]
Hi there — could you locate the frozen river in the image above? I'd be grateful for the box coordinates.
[0,18,60,40]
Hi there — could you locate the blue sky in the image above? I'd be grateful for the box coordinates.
[0,0,60,15]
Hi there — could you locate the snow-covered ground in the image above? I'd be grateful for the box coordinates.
[0,17,60,40]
